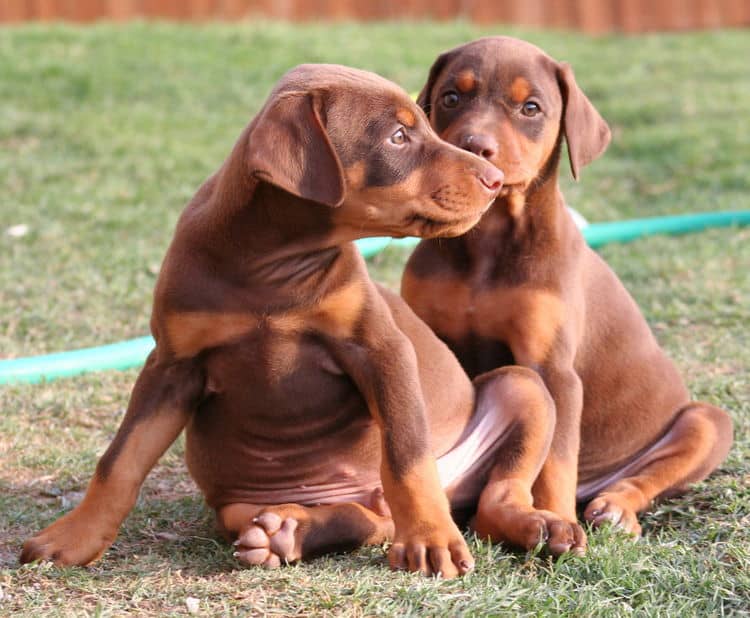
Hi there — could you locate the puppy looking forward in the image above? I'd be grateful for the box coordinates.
[402,37,732,552]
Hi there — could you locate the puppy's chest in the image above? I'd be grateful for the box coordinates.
[411,279,509,340]
[206,324,349,401]
[413,279,563,365]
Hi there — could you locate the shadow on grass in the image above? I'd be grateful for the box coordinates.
[5,469,740,574]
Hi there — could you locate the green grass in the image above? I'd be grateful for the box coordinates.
[1,21,749,616]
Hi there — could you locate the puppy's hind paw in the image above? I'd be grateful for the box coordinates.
[233,510,303,568]
[584,495,642,537]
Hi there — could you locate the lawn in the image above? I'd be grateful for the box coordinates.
[1,21,749,616]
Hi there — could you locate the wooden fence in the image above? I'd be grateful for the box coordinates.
[2,0,749,33]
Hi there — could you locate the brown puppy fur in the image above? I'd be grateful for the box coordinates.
[21,64,570,576]
[402,37,733,547]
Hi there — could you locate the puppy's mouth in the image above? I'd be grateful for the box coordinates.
[477,159,530,193]
[430,186,494,215]
[405,207,484,238]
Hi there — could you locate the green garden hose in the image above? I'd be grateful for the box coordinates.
[2,210,749,385]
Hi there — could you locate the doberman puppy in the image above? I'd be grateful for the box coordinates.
[402,37,733,552]
[21,64,571,577]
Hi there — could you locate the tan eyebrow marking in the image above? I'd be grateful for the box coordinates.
[510,76,532,102]
[456,69,476,93]
[396,108,416,127]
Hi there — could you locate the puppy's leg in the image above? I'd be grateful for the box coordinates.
[526,364,583,525]
[469,367,587,556]
[20,352,204,566]
[583,402,732,536]
[219,490,394,568]
[503,323,584,527]
[333,322,476,578]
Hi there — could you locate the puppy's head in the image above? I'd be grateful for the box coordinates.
[417,37,610,189]
[245,64,503,239]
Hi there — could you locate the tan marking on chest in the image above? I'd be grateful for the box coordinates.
[267,312,305,334]
[166,312,259,358]
[309,279,366,338]
[263,334,302,383]
[510,76,532,102]
[475,288,564,364]
[165,281,365,359]
[401,273,473,342]
[456,69,476,93]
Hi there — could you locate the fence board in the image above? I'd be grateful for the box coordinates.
[1,0,749,31]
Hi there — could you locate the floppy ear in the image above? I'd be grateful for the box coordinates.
[246,90,345,207]
[557,62,611,181]
[417,49,458,118]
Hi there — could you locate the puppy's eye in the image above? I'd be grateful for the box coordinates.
[521,101,541,117]
[442,91,460,108]
[390,128,407,146]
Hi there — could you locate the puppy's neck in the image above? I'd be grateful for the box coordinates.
[183,127,345,260]
[176,175,356,310]
[474,169,566,244]
[497,138,565,225]
[458,153,576,284]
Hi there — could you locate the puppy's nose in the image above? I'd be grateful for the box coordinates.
[460,133,498,160]
[478,165,504,192]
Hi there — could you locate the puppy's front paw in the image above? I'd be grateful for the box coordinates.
[387,520,474,578]
[21,509,116,566]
